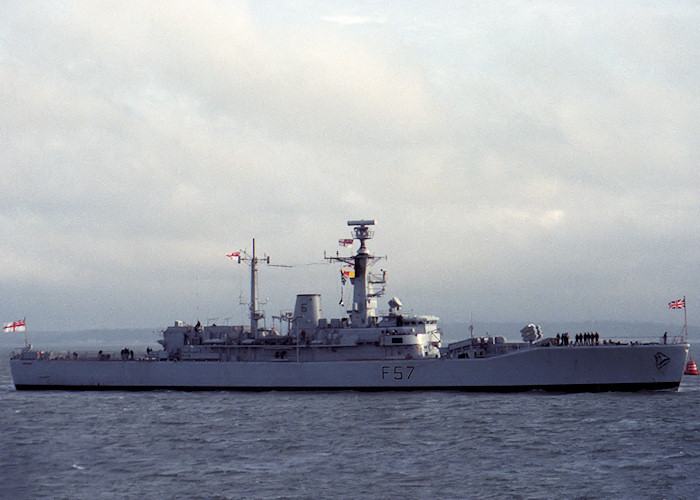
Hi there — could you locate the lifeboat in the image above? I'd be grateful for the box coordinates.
[684,355,699,376]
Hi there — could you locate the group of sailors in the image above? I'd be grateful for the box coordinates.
[554,333,570,345]
[96,348,136,360]
[575,332,600,345]
[554,332,601,346]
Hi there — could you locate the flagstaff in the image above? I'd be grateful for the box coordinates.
[684,295,687,343]
[668,297,687,342]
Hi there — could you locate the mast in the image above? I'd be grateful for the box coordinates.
[250,239,259,338]
[233,239,269,339]
[248,239,270,339]
[348,220,374,327]
[326,219,386,327]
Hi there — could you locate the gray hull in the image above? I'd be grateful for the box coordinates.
[11,343,688,392]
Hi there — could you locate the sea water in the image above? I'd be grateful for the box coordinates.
[1,347,698,499]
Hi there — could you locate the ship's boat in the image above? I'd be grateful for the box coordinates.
[10,220,689,391]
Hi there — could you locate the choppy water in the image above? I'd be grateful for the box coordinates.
[1,352,698,499]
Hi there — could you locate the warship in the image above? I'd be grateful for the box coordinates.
[10,219,689,391]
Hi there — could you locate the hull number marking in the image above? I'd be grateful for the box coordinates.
[381,365,415,380]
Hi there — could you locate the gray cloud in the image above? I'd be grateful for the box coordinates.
[0,1,697,330]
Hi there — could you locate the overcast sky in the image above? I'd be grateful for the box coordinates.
[1,1,698,332]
